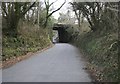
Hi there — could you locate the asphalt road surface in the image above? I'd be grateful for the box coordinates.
[2,43,92,82]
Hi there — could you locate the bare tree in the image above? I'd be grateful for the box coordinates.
[2,2,36,37]
[44,0,66,27]
[70,2,104,31]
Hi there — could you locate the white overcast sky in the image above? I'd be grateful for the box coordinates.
[40,0,119,19]
[46,0,72,19]
[51,0,72,19]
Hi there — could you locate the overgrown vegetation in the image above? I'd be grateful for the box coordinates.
[1,0,119,82]
[2,20,51,61]
[72,30,118,82]
[1,1,64,61]
[68,1,119,82]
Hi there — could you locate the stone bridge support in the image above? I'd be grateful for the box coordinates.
[53,24,70,43]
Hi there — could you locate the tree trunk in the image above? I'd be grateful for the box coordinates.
[5,13,20,37]
[78,10,81,27]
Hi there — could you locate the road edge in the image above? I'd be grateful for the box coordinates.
[0,44,54,69]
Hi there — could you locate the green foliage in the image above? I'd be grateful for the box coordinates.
[69,2,118,81]
[2,21,52,61]
[2,1,56,61]
[70,29,118,81]
[39,9,46,26]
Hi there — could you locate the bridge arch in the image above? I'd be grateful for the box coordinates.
[53,23,71,43]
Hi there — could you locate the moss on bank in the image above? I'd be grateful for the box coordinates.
[67,24,118,82]
[2,21,52,61]
[76,32,118,81]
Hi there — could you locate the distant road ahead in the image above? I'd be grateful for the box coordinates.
[3,43,92,82]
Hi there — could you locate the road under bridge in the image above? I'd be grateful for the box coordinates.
[53,23,71,43]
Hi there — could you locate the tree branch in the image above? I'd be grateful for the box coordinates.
[49,0,58,7]
[46,0,66,19]
[2,3,8,17]
[44,0,66,27]
[21,2,36,16]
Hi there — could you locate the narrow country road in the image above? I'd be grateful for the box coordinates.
[2,43,92,82]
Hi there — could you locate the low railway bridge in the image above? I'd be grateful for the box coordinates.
[53,23,71,43]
